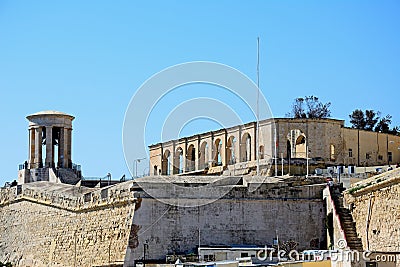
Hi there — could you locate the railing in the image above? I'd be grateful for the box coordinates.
[18,162,82,171]
[72,163,81,171]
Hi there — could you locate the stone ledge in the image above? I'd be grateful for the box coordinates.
[0,181,136,212]
[346,174,400,197]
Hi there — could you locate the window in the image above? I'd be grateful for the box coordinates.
[378,155,383,161]
[330,145,336,161]
[388,152,393,162]
[348,149,353,158]
[366,153,371,160]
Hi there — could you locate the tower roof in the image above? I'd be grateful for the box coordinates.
[27,110,75,120]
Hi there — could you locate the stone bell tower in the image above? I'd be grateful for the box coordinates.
[18,111,81,185]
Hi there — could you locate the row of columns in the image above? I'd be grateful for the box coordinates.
[28,126,72,169]
[160,133,258,175]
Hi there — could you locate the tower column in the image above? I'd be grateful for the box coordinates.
[45,126,53,168]
[29,128,35,168]
[34,127,43,168]
[67,128,72,168]
[62,127,69,168]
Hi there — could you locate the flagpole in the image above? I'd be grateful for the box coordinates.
[256,37,260,176]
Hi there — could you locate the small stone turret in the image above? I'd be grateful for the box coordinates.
[18,111,81,185]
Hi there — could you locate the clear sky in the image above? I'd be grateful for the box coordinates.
[1,1,399,185]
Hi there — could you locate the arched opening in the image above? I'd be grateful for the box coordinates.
[174,147,184,174]
[213,139,222,166]
[41,126,63,169]
[287,129,306,159]
[330,144,336,161]
[153,165,158,175]
[162,150,171,175]
[226,136,236,165]
[240,133,251,162]
[259,145,264,159]
[186,145,196,172]
[199,142,209,169]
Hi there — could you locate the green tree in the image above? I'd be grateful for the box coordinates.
[389,126,400,136]
[374,115,392,133]
[349,109,366,129]
[287,95,331,119]
[365,110,380,131]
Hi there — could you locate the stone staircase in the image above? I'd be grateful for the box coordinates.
[332,190,364,251]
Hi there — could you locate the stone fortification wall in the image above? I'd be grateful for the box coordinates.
[344,169,400,253]
[0,181,137,267]
[126,176,327,263]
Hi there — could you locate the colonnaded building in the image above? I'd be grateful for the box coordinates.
[149,118,400,176]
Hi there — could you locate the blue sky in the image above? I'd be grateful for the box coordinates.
[0,1,399,184]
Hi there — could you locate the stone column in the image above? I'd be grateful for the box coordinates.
[45,126,53,168]
[58,128,65,168]
[182,141,187,173]
[34,127,43,168]
[62,127,69,168]
[67,128,72,168]
[29,128,35,168]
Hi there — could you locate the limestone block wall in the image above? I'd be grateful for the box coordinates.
[126,179,326,263]
[0,182,137,267]
[344,172,400,253]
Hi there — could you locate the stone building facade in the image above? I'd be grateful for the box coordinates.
[149,118,400,176]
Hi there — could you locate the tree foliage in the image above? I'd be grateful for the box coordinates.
[349,109,399,135]
[365,110,380,131]
[287,95,331,119]
[374,114,392,133]
[349,109,366,129]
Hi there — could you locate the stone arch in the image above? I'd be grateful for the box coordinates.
[162,149,171,175]
[186,144,196,172]
[199,141,209,169]
[287,129,307,159]
[174,147,184,174]
[240,132,251,162]
[226,136,236,165]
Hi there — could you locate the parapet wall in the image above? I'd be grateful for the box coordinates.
[344,169,400,252]
[0,181,137,267]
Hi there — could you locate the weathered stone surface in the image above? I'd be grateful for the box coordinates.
[149,118,400,176]
[0,181,136,267]
[344,169,400,253]
[126,176,327,263]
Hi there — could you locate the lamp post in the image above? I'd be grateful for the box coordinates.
[134,158,146,178]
